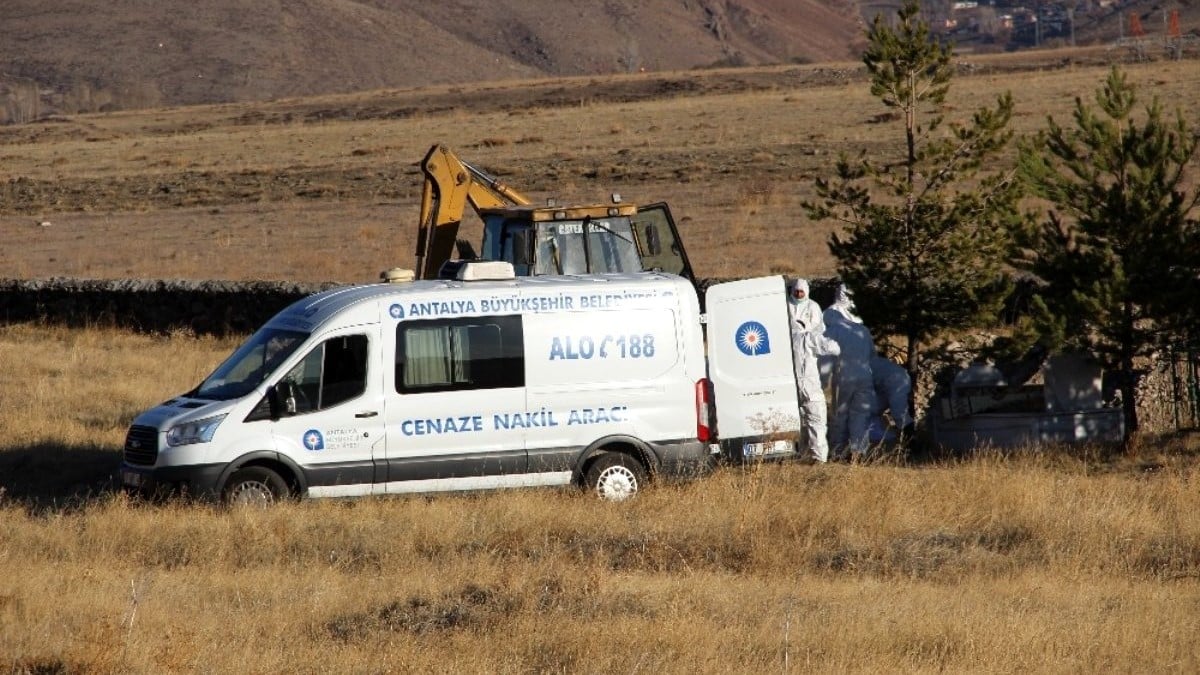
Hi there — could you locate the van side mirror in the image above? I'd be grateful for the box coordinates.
[265,384,282,420]
[272,381,298,416]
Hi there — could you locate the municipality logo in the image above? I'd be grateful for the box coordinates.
[389,303,405,319]
[303,429,325,451]
[735,321,771,356]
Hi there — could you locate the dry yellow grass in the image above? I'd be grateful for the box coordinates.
[4,55,1200,672]
[3,323,1200,672]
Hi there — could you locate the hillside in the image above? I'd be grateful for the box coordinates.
[0,0,865,120]
[3,0,1197,123]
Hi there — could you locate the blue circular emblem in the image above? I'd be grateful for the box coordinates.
[302,429,325,451]
[735,321,771,356]
[389,303,405,319]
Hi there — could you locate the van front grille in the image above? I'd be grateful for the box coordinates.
[123,425,159,466]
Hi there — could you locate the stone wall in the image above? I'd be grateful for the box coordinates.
[1136,352,1200,435]
[1,275,834,337]
[0,277,340,336]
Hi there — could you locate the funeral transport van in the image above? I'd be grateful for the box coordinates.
[120,264,804,505]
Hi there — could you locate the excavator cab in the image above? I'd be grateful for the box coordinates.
[478,202,693,282]
[416,144,695,285]
[477,203,647,275]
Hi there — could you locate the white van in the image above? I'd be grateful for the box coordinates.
[120,266,805,504]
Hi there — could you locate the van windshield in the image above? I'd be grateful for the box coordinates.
[194,327,308,401]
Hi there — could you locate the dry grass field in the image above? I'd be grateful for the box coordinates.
[3,322,1200,672]
[4,52,1200,673]
[2,51,1198,284]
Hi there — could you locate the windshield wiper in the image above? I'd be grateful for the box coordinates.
[582,216,636,246]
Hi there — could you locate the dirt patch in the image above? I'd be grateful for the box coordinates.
[325,585,517,640]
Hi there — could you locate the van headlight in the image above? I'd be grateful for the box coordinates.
[166,414,227,447]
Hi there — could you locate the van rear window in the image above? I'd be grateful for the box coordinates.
[396,315,524,393]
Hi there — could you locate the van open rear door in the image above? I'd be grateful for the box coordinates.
[705,275,802,462]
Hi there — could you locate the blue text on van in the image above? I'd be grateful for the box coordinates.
[398,406,628,436]
[549,334,656,360]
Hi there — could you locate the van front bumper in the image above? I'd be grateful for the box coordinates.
[120,462,226,499]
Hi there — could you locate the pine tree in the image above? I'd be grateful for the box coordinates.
[804,0,1021,413]
[1015,66,1200,437]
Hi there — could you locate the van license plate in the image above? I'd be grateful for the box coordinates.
[743,440,793,457]
[122,470,145,488]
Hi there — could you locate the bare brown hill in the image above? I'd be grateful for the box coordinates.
[0,0,864,121]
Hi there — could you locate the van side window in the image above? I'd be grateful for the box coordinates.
[280,334,369,413]
[396,315,524,393]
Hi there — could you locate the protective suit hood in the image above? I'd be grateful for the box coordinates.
[830,283,862,323]
[788,278,811,305]
[833,284,852,310]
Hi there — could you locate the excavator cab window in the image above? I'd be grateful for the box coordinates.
[482,210,681,278]
[532,218,641,276]
[482,215,531,274]
[631,203,695,284]
[643,222,663,255]
[501,225,532,276]
[585,218,641,273]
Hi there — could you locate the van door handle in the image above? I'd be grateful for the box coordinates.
[355,411,379,418]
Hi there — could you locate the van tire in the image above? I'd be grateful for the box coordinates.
[585,453,647,501]
[223,466,289,507]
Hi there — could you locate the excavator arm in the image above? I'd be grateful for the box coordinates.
[415,144,531,280]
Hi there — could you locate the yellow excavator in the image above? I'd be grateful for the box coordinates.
[414,144,694,284]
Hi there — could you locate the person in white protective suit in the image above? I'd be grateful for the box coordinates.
[822,284,876,460]
[817,285,861,389]
[869,354,913,440]
[788,279,840,462]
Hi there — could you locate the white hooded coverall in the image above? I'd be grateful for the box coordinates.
[788,279,839,462]
[823,285,876,458]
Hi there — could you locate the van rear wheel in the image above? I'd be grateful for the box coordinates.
[585,453,647,501]
[224,466,289,507]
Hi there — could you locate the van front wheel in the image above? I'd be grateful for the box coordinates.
[585,453,647,502]
[223,466,289,507]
